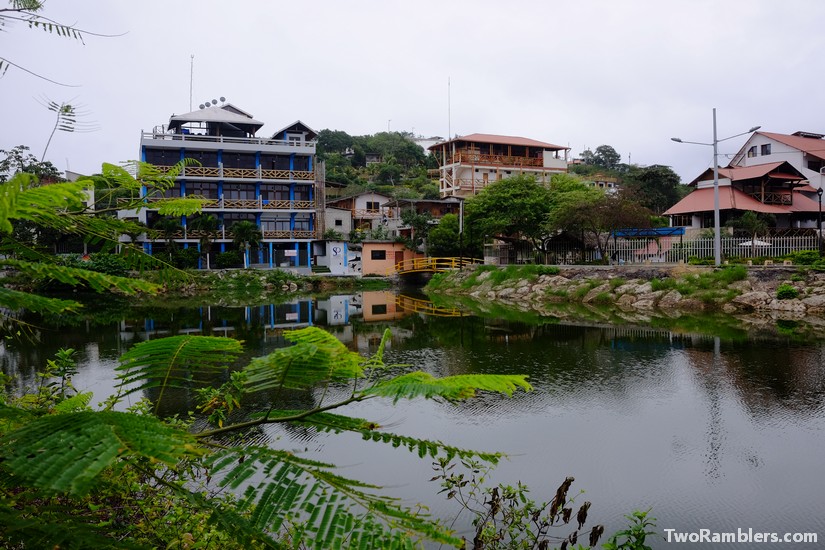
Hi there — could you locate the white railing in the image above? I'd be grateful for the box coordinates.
[141,131,316,149]
[491,235,822,265]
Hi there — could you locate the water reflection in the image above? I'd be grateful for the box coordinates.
[3,291,825,547]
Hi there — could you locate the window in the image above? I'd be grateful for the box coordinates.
[371,250,386,260]
[371,304,387,315]
[334,219,343,227]
[366,201,380,212]
[747,146,757,158]
[808,160,823,172]
[761,144,771,155]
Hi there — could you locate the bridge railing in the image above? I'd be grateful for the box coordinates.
[391,257,483,275]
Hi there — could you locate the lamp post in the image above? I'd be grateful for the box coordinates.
[817,186,823,257]
[672,108,760,266]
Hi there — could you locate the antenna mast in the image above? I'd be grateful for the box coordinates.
[448,76,451,140]
[189,54,194,111]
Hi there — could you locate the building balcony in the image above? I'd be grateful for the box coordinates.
[155,228,318,241]
[152,164,315,181]
[749,191,792,205]
[121,197,317,211]
[141,131,316,154]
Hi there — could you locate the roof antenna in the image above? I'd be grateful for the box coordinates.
[189,54,194,111]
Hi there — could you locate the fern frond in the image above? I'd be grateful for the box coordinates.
[115,335,243,401]
[205,446,462,549]
[0,503,145,550]
[153,196,209,216]
[271,410,502,464]
[52,392,93,413]
[3,259,158,295]
[363,372,532,403]
[0,286,79,315]
[244,327,363,393]
[0,411,200,495]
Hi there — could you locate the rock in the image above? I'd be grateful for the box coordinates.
[731,291,772,310]
[616,294,637,307]
[582,283,610,304]
[658,290,683,309]
[768,298,806,312]
[802,294,825,311]
[728,280,753,292]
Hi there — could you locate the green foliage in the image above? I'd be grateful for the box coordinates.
[603,509,657,550]
[466,175,553,252]
[788,250,819,265]
[216,250,242,269]
[776,284,800,300]
[620,164,682,214]
[433,459,605,549]
[1,326,535,548]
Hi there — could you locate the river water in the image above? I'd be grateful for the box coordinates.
[2,290,824,548]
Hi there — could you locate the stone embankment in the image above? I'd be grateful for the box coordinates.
[430,265,825,317]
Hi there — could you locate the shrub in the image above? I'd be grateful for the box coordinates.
[609,277,627,290]
[170,247,200,269]
[86,253,131,277]
[776,284,799,300]
[788,250,819,265]
[713,265,747,284]
[215,251,242,269]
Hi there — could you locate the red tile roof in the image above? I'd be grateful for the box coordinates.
[429,133,568,151]
[756,132,825,161]
[664,187,789,216]
[690,161,805,186]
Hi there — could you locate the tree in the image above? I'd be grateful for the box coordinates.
[465,175,553,253]
[231,220,262,268]
[401,208,432,251]
[594,145,621,169]
[316,129,354,158]
[0,1,117,86]
[550,194,654,260]
[0,145,62,183]
[620,164,683,214]
[189,213,219,269]
[0,327,532,548]
[727,211,772,257]
[579,145,621,169]
[427,213,466,257]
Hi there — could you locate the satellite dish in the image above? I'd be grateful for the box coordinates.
[211,99,217,105]
[219,96,226,102]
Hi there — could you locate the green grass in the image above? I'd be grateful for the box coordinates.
[609,277,627,290]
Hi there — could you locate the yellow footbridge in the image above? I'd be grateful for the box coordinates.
[390,257,483,276]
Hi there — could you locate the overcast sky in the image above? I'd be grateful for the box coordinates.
[3,0,825,182]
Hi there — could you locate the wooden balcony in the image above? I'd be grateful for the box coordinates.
[750,191,792,205]
[449,150,545,168]
[120,197,316,210]
[155,228,317,241]
[152,164,314,181]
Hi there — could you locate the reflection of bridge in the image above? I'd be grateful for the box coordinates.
[392,257,483,275]
[395,295,464,317]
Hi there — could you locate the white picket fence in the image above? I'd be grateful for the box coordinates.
[487,236,822,265]
[605,235,819,265]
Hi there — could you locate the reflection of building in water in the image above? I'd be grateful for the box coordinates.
[362,291,406,322]
[121,301,313,341]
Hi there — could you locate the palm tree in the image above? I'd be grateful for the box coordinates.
[152,217,183,261]
[728,211,771,258]
[231,220,262,268]
[188,214,218,269]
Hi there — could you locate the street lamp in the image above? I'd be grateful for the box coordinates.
[817,186,823,257]
[672,108,760,266]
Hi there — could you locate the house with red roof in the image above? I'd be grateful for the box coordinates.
[664,159,820,230]
[428,133,570,198]
[730,131,825,184]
